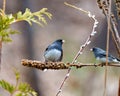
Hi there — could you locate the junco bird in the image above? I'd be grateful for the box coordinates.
[91,47,120,63]
[44,39,65,62]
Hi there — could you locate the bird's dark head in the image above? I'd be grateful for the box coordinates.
[54,39,65,45]
[91,47,105,54]
[90,47,103,53]
[91,47,97,52]
[90,47,97,52]
[90,47,103,58]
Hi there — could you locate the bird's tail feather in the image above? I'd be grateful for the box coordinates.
[117,58,120,63]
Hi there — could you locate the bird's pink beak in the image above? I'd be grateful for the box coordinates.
[62,40,65,43]
[90,48,93,51]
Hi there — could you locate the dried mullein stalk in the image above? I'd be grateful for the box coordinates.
[115,0,120,18]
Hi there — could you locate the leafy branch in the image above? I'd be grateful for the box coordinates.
[0,0,52,95]
[0,69,37,96]
[13,8,52,26]
[0,80,14,94]
[0,8,52,42]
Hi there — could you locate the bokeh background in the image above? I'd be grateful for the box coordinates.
[0,0,120,96]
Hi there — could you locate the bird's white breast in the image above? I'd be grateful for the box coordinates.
[112,58,119,63]
[96,57,119,63]
[44,49,61,61]
[96,57,107,62]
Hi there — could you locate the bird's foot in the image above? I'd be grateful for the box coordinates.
[94,63,97,67]
[99,63,105,67]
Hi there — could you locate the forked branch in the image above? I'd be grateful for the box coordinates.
[55,2,99,96]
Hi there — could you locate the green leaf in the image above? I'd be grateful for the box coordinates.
[2,37,12,42]
[15,8,52,26]
[0,29,20,42]
[18,83,32,92]
[39,8,52,19]
[0,80,14,93]
[9,30,20,35]
[0,7,52,43]
[18,83,37,96]
[13,68,20,81]
[15,93,23,96]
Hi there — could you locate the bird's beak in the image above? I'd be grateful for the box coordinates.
[90,48,93,51]
[62,40,65,43]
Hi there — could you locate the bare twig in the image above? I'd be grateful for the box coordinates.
[110,16,120,57]
[21,59,120,70]
[115,0,120,19]
[3,0,6,12]
[54,2,99,96]
[56,2,98,95]
[0,0,6,70]
[97,1,120,95]
[97,0,120,57]
[110,27,120,57]
[0,40,2,70]
[111,19,120,45]
[118,77,120,96]
[103,0,112,96]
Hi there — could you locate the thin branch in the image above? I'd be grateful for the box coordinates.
[97,0,120,57]
[111,19,120,45]
[118,77,120,96]
[21,59,120,70]
[55,2,99,96]
[115,0,120,18]
[110,27,120,57]
[110,17,120,57]
[0,40,2,71]
[3,0,6,12]
[104,0,111,96]
[0,0,6,71]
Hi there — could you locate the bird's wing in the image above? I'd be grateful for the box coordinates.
[45,47,48,51]
[59,49,63,61]
[101,52,120,62]
[98,51,106,57]
[44,45,51,56]
[117,58,120,62]
[98,52,115,59]
[45,44,52,51]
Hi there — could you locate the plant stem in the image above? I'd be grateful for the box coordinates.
[104,0,111,96]
[0,40,2,70]
[55,2,98,96]
[3,0,6,12]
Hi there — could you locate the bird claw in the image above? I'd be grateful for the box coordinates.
[98,63,104,67]
[94,63,97,67]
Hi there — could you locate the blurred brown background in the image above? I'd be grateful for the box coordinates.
[0,0,120,96]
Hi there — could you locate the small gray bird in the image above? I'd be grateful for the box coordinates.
[91,47,120,63]
[44,39,65,62]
